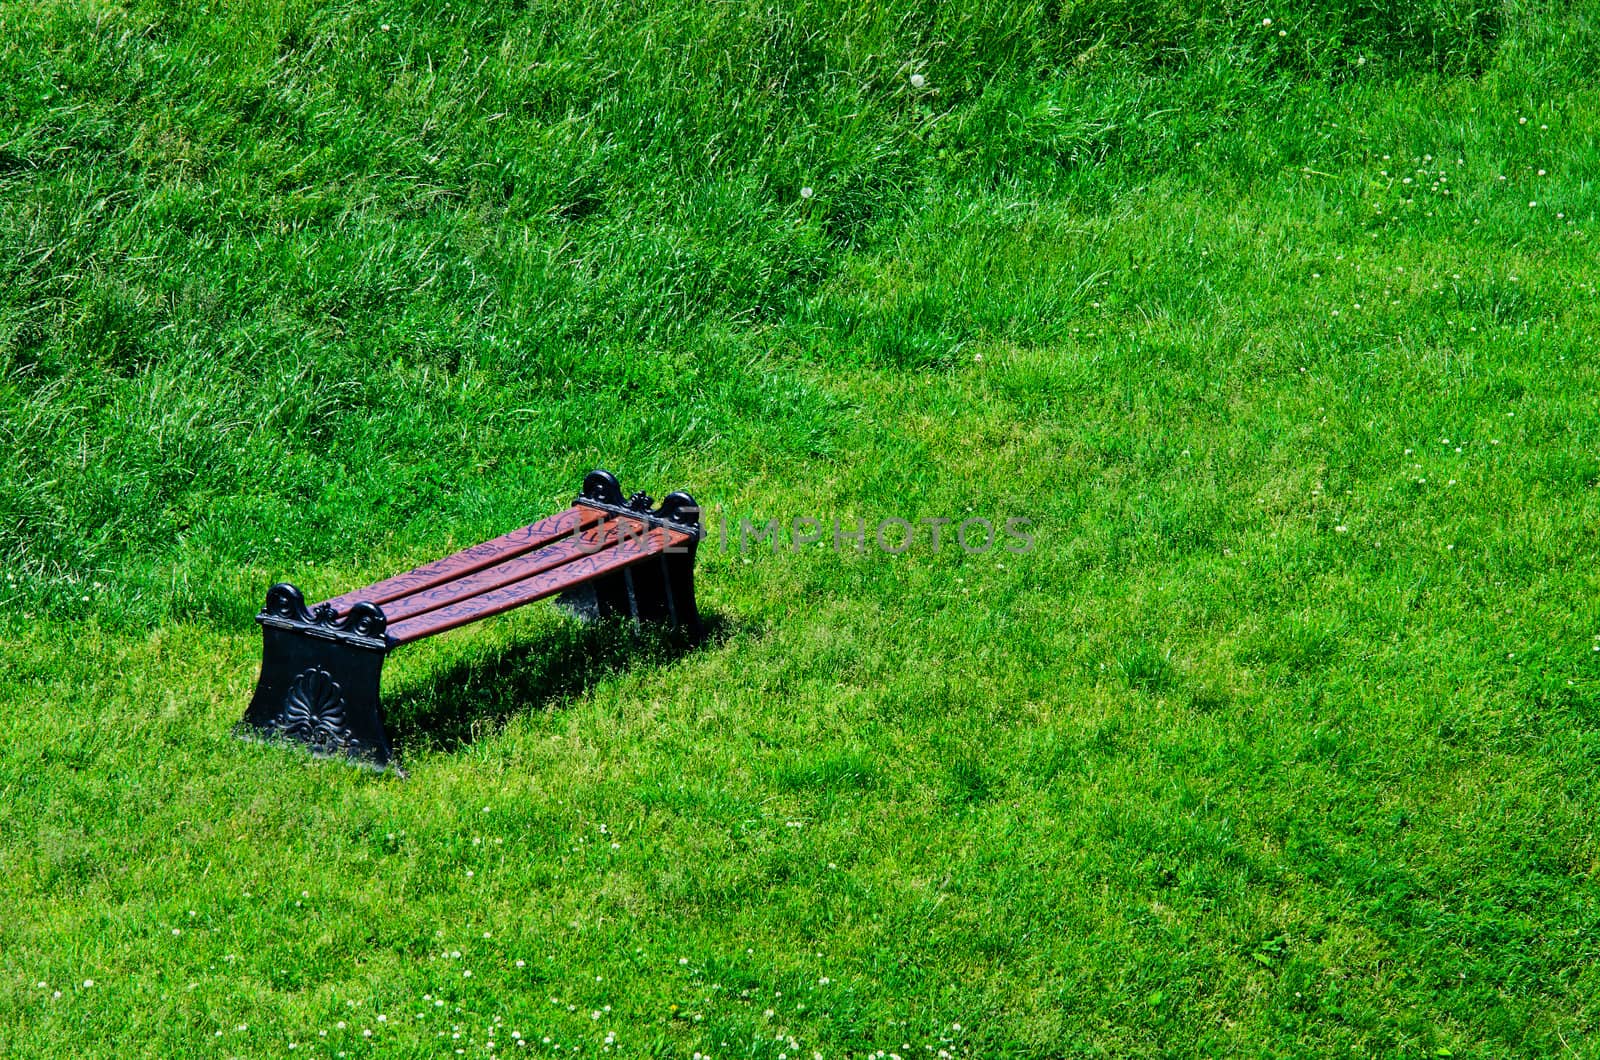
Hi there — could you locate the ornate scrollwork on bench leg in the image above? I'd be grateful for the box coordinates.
[237,583,397,769]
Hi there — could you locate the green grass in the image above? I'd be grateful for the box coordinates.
[4,0,1600,1055]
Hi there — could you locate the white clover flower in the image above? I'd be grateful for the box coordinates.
[909,73,926,88]
[800,187,814,200]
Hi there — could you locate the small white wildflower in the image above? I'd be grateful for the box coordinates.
[909,72,926,89]
[800,186,814,200]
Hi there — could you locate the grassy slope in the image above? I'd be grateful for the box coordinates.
[3,0,1600,1055]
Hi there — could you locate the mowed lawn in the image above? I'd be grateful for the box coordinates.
[3,1,1599,1056]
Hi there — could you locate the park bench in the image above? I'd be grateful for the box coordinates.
[238,469,701,769]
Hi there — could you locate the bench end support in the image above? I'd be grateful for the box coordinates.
[238,583,396,769]
[561,474,703,636]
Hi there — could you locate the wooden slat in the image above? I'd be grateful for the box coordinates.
[317,507,604,615]
[385,524,694,645]
[377,517,639,623]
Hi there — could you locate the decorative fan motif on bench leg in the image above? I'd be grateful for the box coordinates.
[274,667,354,753]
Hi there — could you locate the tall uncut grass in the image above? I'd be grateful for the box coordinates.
[3,1,1599,1056]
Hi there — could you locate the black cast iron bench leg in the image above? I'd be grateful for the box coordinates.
[238,584,396,768]
[556,472,702,632]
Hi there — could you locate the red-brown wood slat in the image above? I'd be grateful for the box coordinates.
[317,506,605,615]
[385,524,695,645]
[376,517,640,623]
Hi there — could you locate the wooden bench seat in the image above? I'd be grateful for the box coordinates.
[237,470,701,769]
